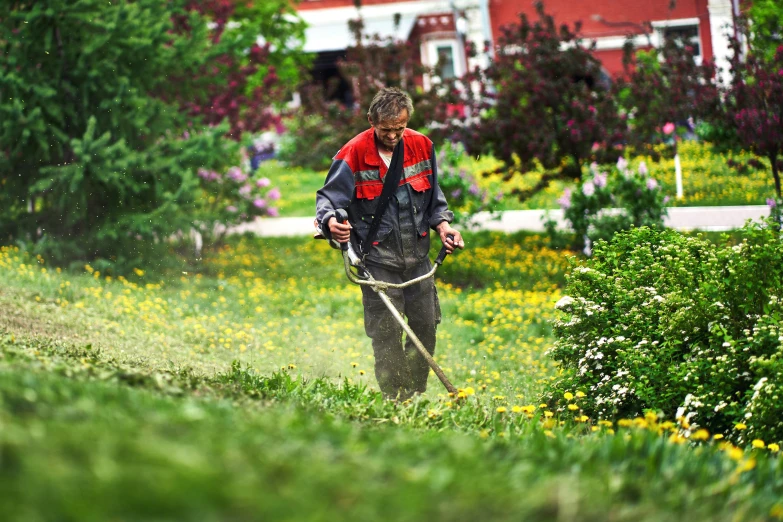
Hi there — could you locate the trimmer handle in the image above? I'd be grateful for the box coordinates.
[334,208,349,251]
[435,234,455,265]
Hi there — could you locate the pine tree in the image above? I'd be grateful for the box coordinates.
[0,0,303,266]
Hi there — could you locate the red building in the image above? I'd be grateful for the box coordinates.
[296,0,741,84]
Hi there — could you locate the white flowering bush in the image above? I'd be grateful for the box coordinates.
[546,220,783,442]
[554,158,668,253]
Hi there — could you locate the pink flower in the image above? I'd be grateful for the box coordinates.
[557,188,572,209]
[267,187,281,200]
[768,198,777,208]
[256,177,271,188]
[593,172,607,188]
[253,198,266,209]
[226,205,238,213]
[663,122,676,135]
[638,161,648,175]
[663,196,671,204]
[239,184,252,197]
[267,207,279,217]
[582,181,595,197]
[617,157,628,171]
[226,167,247,183]
[646,178,658,190]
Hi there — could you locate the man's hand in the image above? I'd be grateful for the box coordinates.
[328,216,352,243]
[435,222,464,254]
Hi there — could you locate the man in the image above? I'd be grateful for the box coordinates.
[316,87,464,400]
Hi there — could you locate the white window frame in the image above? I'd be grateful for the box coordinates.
[651,18,703,65]
[421,37,464,89]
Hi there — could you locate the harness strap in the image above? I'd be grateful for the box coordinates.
[359,138,404,258]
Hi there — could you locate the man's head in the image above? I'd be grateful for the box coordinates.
[367,87,414,152]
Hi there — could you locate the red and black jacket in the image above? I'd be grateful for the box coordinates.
[316,127,453,268]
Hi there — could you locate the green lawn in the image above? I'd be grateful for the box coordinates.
[1,237,783,521]
[261,142,777,218]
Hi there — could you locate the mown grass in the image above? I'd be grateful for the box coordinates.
[2,236,783,521]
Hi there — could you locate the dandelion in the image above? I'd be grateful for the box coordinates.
[691,429,710,441]
[564,392,574,400]
[496,406,507,413]
[567,404,579,411]
[752,439,766,449]
[575,391,586,398]
[735,422,747,430]
[544,411,554,418]
[768,443,780,452]
[133,268,145,277]
[713,434,725,440]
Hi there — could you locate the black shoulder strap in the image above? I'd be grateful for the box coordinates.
[360,138,404,258]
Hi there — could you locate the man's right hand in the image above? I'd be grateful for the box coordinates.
[328,216,352,243]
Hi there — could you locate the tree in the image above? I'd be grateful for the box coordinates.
[177,0,308,138]
[0,0,303,267]
[724,40,783,199]
[454,2,626,200]
[616,36,721,159]
[746,0,783,62]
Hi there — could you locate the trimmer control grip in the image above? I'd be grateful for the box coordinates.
[435,234,454,265]
[334,209,349,251]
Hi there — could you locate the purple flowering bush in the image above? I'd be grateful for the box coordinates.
[556,158,668,252]
[436,142,500,228]
[195,165,281,249]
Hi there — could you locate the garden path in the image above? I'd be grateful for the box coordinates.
[231,205,772,237]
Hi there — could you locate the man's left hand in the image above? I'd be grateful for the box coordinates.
[435,222,465,254]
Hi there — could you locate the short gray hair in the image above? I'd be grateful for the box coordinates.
[367,87,414,123]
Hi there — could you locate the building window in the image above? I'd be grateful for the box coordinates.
[435,44,456,79]
[662,24,701,58]
[424,39,463,82]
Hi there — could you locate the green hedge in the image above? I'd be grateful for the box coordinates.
[547,221,783,443]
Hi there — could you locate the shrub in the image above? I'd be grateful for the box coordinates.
[551,158,668,252]
[546,221,783,442]
[436,142,498,228]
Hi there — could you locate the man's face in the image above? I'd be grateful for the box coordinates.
[370,109,409,152]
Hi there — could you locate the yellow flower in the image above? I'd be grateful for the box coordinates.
[691,429,710,441]
[496,407,507,413]
[575,391,586,398]
[713,434,725,440]
[511,405,523,413]
[578,415,589,423]
[133,268,144,277]
[768,443,780,452]
[618,419,633,427]
[735,422,747,430]
[752,439,766,449]
[544,410,554,418]
[564,392,574,400]
[567,404,579,411]
[544,430,555,438]
[464,387,476,396]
